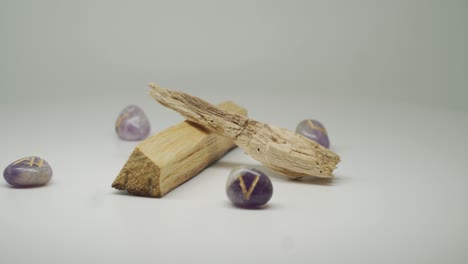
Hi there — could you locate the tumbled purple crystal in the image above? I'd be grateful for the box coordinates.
[226,167,273,208]
[115,105,150,141]
[295,119,330,148]
[3,156,53,187]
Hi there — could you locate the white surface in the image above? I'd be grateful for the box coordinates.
[1,91,467,264]
[1,1,467,263]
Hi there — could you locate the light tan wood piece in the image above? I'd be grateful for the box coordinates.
[148,83,341,179]
[112,101,247,197]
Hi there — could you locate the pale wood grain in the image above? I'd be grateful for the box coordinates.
[112,101,247,197]
[148,83,340,179]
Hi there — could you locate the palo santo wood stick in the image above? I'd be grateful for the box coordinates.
[112,101,247,197]
[148,83,341,179]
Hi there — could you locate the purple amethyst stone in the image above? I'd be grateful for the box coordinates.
[295,119,330,148]
[226,167,273,208]
[3,156,53,187]
[115,105,150,141]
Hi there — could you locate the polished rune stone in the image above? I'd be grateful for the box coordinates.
[3,156,53,187]
[226,166,273,208]
[295,119,330,148]
[115,105,150,141]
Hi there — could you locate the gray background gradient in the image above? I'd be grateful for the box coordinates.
[1,0,467,111]
[1,1,467,264]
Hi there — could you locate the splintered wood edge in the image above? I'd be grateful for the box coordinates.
[147,83,341,178]
[148,82,248,138]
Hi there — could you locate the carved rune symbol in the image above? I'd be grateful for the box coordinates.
[238,175,260,200]
[116,113,130,130]
[14,157,44,168]
[307,120,328,135]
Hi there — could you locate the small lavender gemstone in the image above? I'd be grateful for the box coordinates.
[226,167,273,208]
[115,105,150,141]
[3,157,53,187]
[295,119,330,148]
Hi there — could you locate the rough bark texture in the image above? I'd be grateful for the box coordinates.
[112,101,247,197]
[148,83,341,179]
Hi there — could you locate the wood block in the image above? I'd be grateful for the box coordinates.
[112,101,247,197]
[148,83,341,179]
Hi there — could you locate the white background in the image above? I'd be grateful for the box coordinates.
[1,1,467,263]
